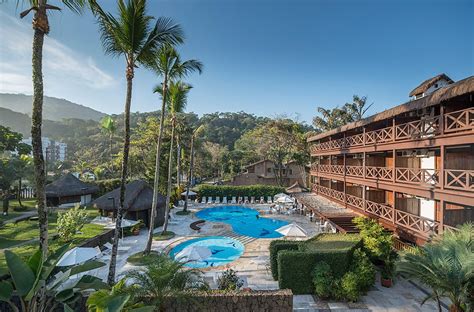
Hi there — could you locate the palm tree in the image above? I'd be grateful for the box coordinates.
[18,0,87,258]
[158,81,192,233]
[344,95,373,121]
[100,115,117,164]
[90,0,183,285]
[396,223,473,312]
[312,106,351,132]
[183,125,205,212]
[144,45,202,254]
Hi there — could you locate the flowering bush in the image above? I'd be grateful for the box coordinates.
[57,205,88,242]
[217,269,243,291]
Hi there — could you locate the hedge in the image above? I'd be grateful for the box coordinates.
[275,234,361,294]
[197,185,285,199]
[269,240,301,280]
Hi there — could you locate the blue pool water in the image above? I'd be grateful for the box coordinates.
[169,236,244,268]
[195,206,289,238]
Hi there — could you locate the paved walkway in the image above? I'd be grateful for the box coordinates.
[2,210,37,225]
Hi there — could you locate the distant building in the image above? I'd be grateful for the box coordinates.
[45,173,99,207]
[230,159,308,187]
[409,73,454,100]
[22,137,67,162]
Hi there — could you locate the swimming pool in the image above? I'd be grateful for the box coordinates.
[195,206,289,238]
[169,236,244,268]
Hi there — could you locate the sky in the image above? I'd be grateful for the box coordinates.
[0,0,473,124]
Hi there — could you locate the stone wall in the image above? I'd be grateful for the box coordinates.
[163,289,293,312]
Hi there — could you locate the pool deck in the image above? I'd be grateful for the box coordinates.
[87,201,447,311]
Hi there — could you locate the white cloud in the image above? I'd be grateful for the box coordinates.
[0,11,115,94]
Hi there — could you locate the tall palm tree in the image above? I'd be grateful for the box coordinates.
[18,0,87,258]
[344,95,373,121]
[160,81,192,233]
[183,124,205,212]
[144,45,202,254]
[396,223,473,312]
[312,106,350,132]
[90,0,183,285]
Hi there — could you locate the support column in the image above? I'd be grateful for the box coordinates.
[440,145,445,190]
[392,118,396,142]
[363,152,366,179]
[343,153,347,208]
[440,104,445,136]
[392,149,396,184]
[392,190,396,225]
[362,185,366,212]
[439,199,445,234]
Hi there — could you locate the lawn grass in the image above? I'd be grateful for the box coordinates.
[0,207,103,276]
[153,230,176,241]
[0,199,37,222]
[127,251,161,266]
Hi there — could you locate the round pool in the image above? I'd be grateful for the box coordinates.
[169,236,244,268]
[195,205,289,238]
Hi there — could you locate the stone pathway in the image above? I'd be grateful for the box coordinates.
[2,210,37,224]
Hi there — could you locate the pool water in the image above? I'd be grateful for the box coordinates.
[169,236,244,268]
[195,206,289,238]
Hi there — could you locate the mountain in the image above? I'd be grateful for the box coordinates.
[0,93,106,122]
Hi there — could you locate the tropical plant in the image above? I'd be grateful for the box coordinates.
[123,253,208,310]
[145,45,202,254]
[396,223,474,312]
[0,245,106,312]
[100,116,117,164]
[183,124,205,212]
[57,205,88,242]
[312,261,333,299]
[90,0,183,285]
[344,95,373,121]
[17,0,88,259]
[353,216,393,261]
[217,269,243,291]
[157,81,192,233]
[312,106,351,132]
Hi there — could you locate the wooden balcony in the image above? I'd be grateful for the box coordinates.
[395,168,439,186]
[313,184,441,238]
[310,107,474,154]
[444,169,474,191]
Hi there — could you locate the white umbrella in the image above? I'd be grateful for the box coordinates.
[273,193,288,200]
[181,190,197,196]
[275,196,294,204]
[57,247,101,267]
[276,223,307,237]
[176,246,212,262]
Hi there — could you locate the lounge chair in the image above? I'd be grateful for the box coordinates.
[259,196,264,204]
[215,196,221,204]
[207,197,213,204]
[222,197,228,204]
[238,196,243,204]
[267,196,273,204]
[250,196,255,204]
[231,196,237,204]
[201,197,206,204]
[244,196,249,204]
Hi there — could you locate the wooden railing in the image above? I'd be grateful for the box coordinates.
[346,193,364,210]
[444,169,474,191]
[444,107,474,133]
[366,200,394,222]
[310,107,473,153]
[346,165,364,177]
[393,238,415,251]
[396,168,439,186]
[395,209,440,236]
[366,166,393,181]
[316,185,345,202]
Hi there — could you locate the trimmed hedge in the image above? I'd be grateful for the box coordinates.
[275,234,361,294]
[269,240,301,280]
[197,184,285,199]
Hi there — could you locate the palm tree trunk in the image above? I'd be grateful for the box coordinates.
[145,75,168,254]
[108,65,133,286]
[183,135,195,212]
[17,177,23,207]
[162,120,175,233]
[176,137,181,186]
[31,7,48,258]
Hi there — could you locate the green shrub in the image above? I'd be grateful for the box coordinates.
[91,178,122,197]
[197,184,285,199]
[57,205,88,242]
[353,216,393,261]
[351,248,376,292]
[341,271,361,302]
[312,261,333,299]
[269,240,300,280]
[217,269,243,291]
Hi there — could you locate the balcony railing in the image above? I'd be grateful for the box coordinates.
[314,184,441,238]
[366,166,393,181]
[444,169,474,191]
[346,165,364,177]
[395,168,439,186]
[311,107,473,153]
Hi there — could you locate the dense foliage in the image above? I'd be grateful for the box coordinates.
[269,240,301,280]
[57,205,89,242]
[198,184,285,198]
[217,269,244,291]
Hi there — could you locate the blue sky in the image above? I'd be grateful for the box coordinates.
[0,0,473,124]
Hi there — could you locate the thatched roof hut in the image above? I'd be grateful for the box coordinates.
[409,73,453,97]
[45,173,99,207]
[92,180,166,228]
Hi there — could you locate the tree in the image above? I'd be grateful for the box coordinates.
[183,124,205,212]
[396,223,473,312]
[100,116,117,165]
[344,95,373,121]
[145,45,202,254]
[17,0,87,259]
[158,81,192,233]
[312,107,351,132]
[90,0,183,285]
